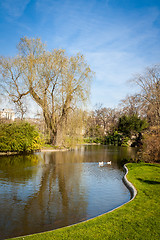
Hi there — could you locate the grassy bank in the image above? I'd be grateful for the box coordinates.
[10,163,160,240]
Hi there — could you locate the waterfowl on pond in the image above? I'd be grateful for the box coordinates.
[106,161,111,165]
[99,161,104,166]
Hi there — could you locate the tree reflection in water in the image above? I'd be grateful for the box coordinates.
[0,151,88,239]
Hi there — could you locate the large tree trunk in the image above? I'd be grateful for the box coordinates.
[54,128,64,146]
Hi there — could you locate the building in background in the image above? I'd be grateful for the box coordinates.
[0,109,15,121]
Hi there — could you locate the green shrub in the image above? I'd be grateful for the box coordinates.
[121,137,129,147]
[104,131,122,145]
[84,138,93,143]
[0,121,43,153]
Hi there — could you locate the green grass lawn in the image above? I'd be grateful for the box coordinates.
[10,163,160,240]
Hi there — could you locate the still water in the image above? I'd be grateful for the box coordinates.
[0,145,136,239]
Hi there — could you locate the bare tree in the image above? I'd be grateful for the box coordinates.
[131,64,160,127]
[119,94,142,116]
[84,105,119,138]
[0,56,29,119]
[94,105,119,134]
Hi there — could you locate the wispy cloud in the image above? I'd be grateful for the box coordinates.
[1,0,30,18]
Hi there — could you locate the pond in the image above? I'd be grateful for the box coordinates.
[0,145,136,240]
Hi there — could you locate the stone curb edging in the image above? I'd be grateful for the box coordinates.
[123,164,137,200]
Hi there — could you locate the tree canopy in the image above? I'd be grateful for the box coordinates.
[118,115,148,137]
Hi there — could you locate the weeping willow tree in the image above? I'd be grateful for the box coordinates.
[0,37,94,146]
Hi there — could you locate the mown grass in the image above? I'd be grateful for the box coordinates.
[10,163,160,240]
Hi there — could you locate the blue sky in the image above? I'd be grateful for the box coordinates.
[0,0,160,110]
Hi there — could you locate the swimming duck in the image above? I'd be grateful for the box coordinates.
[98,161,104,166]
[106,161,111,165]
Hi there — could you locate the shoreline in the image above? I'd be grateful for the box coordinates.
[0,147,69,156]
[40,148,69,152]
[0,151,20,156]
